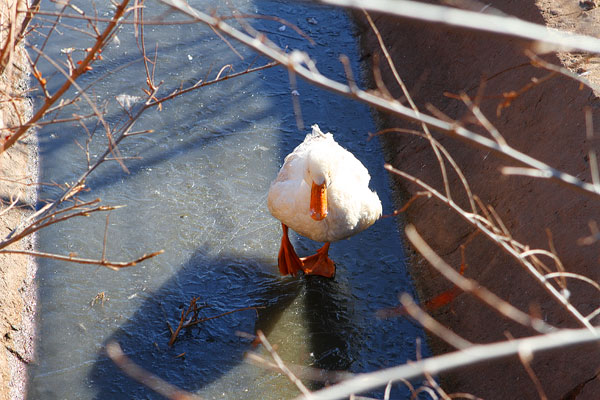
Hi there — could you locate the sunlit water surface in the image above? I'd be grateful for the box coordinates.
[27,1,428,398]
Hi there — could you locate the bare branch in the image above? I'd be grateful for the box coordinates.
[106,341,203,400]
[399,293,473,350]
[158,0,600,201]
[363,10,452,202]
[299,327,600,400]
[387,163,593,330]
[1,0,131,153]
[515,335,548,400]
[0,248,164,270]
[167,297,260,347]
[525,50,600,94]
[256,330,312,398]
[404,224,555,334]
[322,0,600,54]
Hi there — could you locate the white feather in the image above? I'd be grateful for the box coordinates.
[267,125,382,242]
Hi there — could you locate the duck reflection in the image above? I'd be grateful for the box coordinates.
[303,274,359,389]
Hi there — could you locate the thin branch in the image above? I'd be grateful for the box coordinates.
[525,50,600,94]
[299,327,600,400]
[460,93,507,147]
[257,330,312,398]
[388,164,593,330]
[363,9,452,203]
[147,60,278,107]
[381,191,432,218]
[515,336,548,400]
[158,0,600,201]
[322,0,600,54]
[168,298,260,346]
[101,212,110,262]
[106,341,203,400]
[541,272,600,293]
[29,45,127,172]
[585,107,600,190]
[373,127,477,213]
[0,248,164,270]
[399,293,473,350]
[1,0,130,153]
[1,202,118,249]
[15,0,41,45]
[404,224,555,333]
[586,307,600,323]
[0,195,19,218]
[22,9,314,46]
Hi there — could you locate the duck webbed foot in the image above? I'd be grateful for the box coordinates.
[277,223,303,276]
[301,242,336,278]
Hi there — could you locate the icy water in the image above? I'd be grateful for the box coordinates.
[27,1,427,399]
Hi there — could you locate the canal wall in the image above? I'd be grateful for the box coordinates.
[354,1,600,398]
[0,1,36,400]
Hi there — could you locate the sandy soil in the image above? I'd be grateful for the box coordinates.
[0,1,36,399]
[354,0,600,398]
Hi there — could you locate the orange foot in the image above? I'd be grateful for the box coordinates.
[277,223,303,276]
[301,242,336,278]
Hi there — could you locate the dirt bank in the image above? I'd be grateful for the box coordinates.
[355,1,600,399]
[0,1,36,400]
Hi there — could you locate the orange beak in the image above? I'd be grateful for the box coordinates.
[310,181,327,221]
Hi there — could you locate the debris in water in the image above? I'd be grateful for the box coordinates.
[116,94,141,109]
[90,291,108,307]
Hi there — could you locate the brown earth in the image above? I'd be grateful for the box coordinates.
[354,1,600,399]
[0,1,36,400]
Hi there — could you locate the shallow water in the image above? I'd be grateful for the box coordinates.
[27,1,428,399]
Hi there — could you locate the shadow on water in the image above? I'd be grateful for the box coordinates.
[37,76,273,202]
[301,270,417,399]
[303,276,357,373]
[88,256,416,399]
[88,248,302,399]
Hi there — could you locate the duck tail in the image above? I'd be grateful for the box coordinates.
[311,124,326,137]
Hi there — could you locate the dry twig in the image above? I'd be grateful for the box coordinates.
[388,163,593,330]
[399,293,472,350]
[167,297,261,347]
[256,330,312,398]
[299,327,600,400]
[323,0,600,54]
[106,341,203,400]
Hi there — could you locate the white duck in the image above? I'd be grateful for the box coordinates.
[267,124,382,278]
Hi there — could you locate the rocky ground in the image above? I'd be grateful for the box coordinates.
[355,0,600,398]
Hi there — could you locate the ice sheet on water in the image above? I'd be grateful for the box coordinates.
[115,93,142,110]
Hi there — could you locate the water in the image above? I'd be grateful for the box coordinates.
[27,1,428,398]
